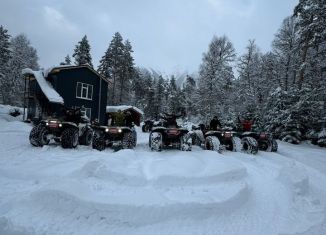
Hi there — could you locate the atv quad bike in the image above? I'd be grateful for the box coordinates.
[149,113,192,151]
[191,124,257,155]
[238,118,277,153]
[149,126,192,151]
[29,107,93,148]
[204,129,242,153]
[92,125,137,151]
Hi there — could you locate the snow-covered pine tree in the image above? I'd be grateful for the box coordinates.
[118,39,135,104]
[263,87,291,138]
[272,16,299,91]
[5,34,39,106]
[182,75,197,117]
[73,35,93,67]
[294,0,326,90]
[259,52,280,100]
[98,32,125,105]
[65,54,71,65]
[0,25,11,104]
[143,78,156,119]
[131,68,151,110]
[168,75,184,114]
[153,75,165,116]
[236,40,262,116]
[60,54,72,66]
[197,35,236,122]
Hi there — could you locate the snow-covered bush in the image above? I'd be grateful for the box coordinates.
[317,128,326,147]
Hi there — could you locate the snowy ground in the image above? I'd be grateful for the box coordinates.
[0,105,326,235]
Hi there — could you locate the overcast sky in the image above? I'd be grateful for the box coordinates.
[1,0,298,74]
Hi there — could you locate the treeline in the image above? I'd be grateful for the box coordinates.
[0,30,39,105]
[0,0,325,143]
[131,0,326,143]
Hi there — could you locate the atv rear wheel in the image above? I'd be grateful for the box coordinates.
[150,132,162,151]
[241,137,258,154]
[79,129,93,146]
[231,137,242,152]
[61,127,79,149]
[92,134,106,151]
[271,139,278,152]
[205,136,221,152]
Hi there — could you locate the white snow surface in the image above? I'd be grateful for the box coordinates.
[22,68,64,104]
[0,106,326,235]
[106,105,144,115]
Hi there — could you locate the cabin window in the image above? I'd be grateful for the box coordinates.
[76,82,93,100]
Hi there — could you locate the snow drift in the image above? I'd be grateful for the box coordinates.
[0,105,326,235]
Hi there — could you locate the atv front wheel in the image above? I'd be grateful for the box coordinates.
[61,127,79,149]
[122,132,136,149]
[79,129,93,146]
[150,132,162,151]
[271,139,278,152]
[29,124,43,147]
[92,134,106,151]
[241,137,258,154]
[231,137,242,152]
[259,140,269,151]
[180,133,192,151]
[38,126,50,147]
[205,136,221,152]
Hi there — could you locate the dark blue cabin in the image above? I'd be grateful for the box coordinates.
[23,65,109,125]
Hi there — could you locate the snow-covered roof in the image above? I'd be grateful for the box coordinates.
[106,105,144,115]
[22,68,64,104]
[44,65,110,84]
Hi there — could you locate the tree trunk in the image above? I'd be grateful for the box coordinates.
[112,72,116,105]
[120,74,124,104]
[284,55,291,91]
[298,37,309,90]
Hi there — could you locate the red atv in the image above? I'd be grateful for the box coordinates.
[237,118,278,153]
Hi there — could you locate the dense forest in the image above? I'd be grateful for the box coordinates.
[0,0,325,143]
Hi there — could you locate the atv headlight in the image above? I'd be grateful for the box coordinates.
[118,129,122,133]
[45,122,49,126]
[105,128,109,132]
[59,123,62,127]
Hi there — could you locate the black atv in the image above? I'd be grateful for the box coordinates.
[149,126,192,151]
[92,125,137,151]
[191,124,243,153]
[149,113,192,151]
[191,123,259,154]
[29,108,93,148]
[204,129,243,153]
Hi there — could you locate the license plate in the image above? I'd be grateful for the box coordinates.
[260,134,267,139]
[168,129,179,135]
[109,128,118,133]
[224,133,232,138]
[49,123,59,128]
